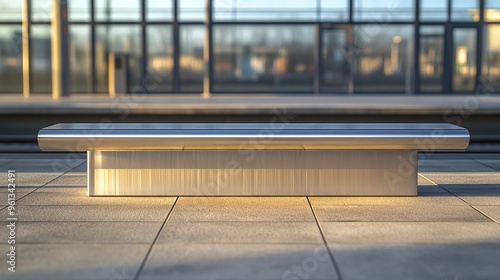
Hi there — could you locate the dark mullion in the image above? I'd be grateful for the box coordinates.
[316,0,320,22]
[444,0,452,92]
[476,0,484,92]
[349,0,354,23]
[447,0,451,22]
[173,0,180,93]
[90,0,96,93]
[314,23,321,94]
[414,0,420,94]
[443,23,452,93]
[141,0,147,93]
[204,0,213,95]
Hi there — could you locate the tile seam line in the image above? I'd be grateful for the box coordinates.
[472,158,500,172]
[0,161,87,212]
[133,196,179,280]
[418,173,500,226]
[306,196,343,280]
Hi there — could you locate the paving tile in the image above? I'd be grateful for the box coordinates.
[466,153,500,160]
[0,204,174,222]
[43,174,87,186]
[312,205,490,222]
[140,243,338,280]
[0,161,86,188]
[416,176,451,195]
[69,161,87,173]
[417,175,434,186]
[169,197,315,222]
[476,159,500,171]
[0,221,163,244]
[0,172,64,188]
[0,187,36,207]
[417,186,450,196]
[177,197,309,207]
[0,244,148,280]
[474,206,500,223]
[0,159,85,172]
[455,195,500,206]
[428,153,500,160]
[330,243,500,280]
[439,183,500,193]
[321,222,500,244]
[309,196,466,207]
[418,153,476,160]
[29,186,86,193]
[420,172,500,185]
[157,222,323,245]
[418,159,496,172]
[17,191,176,206]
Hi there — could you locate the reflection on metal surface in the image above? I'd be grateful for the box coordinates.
[88,150,417,196]
[38,123,470,151]
[39,123,467,196]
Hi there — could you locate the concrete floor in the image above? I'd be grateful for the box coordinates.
[0,152,499,280]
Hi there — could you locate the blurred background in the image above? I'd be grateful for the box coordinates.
[1,0,500,151]
[3,0,500,94]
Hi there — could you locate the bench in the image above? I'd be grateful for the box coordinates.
[38,123,469,196]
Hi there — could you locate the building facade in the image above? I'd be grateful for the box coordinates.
[0,0,499,95]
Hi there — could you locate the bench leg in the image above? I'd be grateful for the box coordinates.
[87,150,417,196]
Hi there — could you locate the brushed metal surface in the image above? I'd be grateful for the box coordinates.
[39,123,470,151]
[45,123,467,130]
[88,150,417,196]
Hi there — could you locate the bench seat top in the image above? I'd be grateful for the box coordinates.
[38,123,469,151]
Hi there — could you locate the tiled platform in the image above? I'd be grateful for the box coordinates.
[0,153,499,280]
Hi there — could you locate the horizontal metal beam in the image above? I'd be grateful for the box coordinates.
[38,123,470,151]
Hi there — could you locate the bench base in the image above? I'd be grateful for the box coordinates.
[87,150,417,196]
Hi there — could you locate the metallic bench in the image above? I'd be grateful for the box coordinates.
[38,123,469,196]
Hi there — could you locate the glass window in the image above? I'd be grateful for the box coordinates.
[483,25,500,92]
[420,0,448,22]
[179,0,204,21]
[321,0,349,22]
[352,25,414,93]
[95,25,142,93]
[213,0,317,21]
[30,25,52,93]
[179,25,203,92]
[419,26,445,93]
[147,0,173,21]
[147,25,173,92]
[69,0,91,22]
[0,1,22,22]
[69,25,92,93]
[321,28,351,92]
[95,0,141,21]
[420,25,445,36]
[0,25,22,93]
[453,28,477,92]
[486,0,500,22]
[213,25,315,93]
[451,0,479,22]
[354,0,414,22]
[32,0,52,22]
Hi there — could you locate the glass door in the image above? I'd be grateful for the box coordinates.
[320,26,352,93]
[452,27,478,92]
